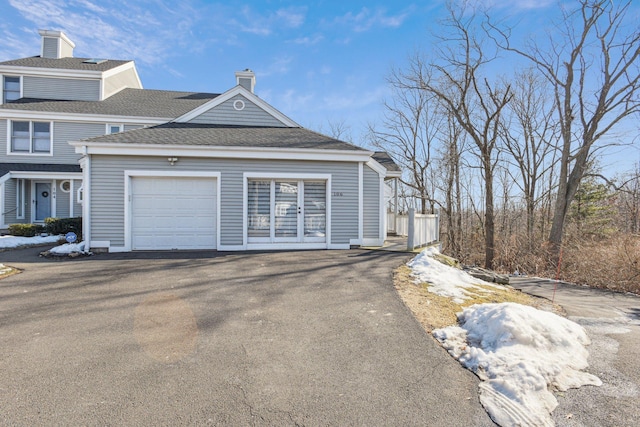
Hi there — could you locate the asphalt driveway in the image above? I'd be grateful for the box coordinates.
[0,247,494,426]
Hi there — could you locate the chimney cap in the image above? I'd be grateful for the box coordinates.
[38,29,76,48]
[235,69,256,93]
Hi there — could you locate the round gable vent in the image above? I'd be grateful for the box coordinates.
[233,99,245,111]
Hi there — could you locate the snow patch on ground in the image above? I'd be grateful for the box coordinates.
[433,303,602,426]
[0,235,61,248]
[407,248,602,427]
[407,247,500,303]
[48,241,89,255]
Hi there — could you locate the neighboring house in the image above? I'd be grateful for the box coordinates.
[2,29,401,252]
[0,30,218,228]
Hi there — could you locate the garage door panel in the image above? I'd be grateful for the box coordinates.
[131,177,217,250]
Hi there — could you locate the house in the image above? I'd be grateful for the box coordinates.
[1,29,400,252]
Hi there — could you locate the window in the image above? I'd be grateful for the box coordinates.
[60,180,71,193]
[16,179,25,219]
[10,121,51,154]
[107,124,123,134]
[77,185,84,204]
[3,76,20,103]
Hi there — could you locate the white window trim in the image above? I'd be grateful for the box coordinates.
[2,75,22,104]
[242,172,332,250]
[59,180,71,193]
[106,123,123,134]
[7,119,54,156]
[16,178,25,219]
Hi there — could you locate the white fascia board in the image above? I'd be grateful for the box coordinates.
[0,65,102,80]
[365,159,389,177]
[174,86,300,127]
[9,171,83,180]
[0,109,170,124]
[71,142,374,162]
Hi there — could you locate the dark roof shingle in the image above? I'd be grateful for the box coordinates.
[0,88,219,118]
[0,163,81,177]
[0,56,130,72]
[372,151,401,172]
[80,123,367,151]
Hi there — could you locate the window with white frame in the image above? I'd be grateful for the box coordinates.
[16,178,25,219]
[107,124,123,134]
[3,76,20,103]
[10,121,51,154]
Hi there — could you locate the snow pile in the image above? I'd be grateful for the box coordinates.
[407,247,500,303]
[48,241,89,255]
[0,234,61,249]
[433,303,602,427]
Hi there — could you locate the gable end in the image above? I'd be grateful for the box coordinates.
[187,94,286,127]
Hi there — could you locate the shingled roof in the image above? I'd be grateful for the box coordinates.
[80,122,368,151]
[0,88,220,118]
[372,152,401,172]
[0,163,81,177]
[0,56,130,72]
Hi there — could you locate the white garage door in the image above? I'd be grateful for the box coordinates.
[131,176,217,250]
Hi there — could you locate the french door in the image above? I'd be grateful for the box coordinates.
[247,179,326,244]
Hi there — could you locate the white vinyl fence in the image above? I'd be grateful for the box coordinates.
[394,208,439,250]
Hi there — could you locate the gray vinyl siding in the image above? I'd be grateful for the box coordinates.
[103,67,140,99]
[188,94,286,127]
[2,179,30,225]
[23,76,100,101]
[0,120,105,164]
[123,124,145,132]
[56,181,70,218]
[42,37,58,59]
[89,156,360,247]
[363,165,380,239]
[3,179,17,224]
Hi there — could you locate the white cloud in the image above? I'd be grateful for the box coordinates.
[233,6,306,36]
[335,7,409,33]
[5,0,200,65]
[290,34,324,45]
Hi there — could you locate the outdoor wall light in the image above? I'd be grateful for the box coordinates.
[168,157,179,165]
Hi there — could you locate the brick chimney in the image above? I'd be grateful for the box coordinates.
[38,29,75,59]
[235,69,255,93]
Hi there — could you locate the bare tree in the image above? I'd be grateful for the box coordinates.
[403,2,513,268]
[490,0,640,263]
[500,69,560,247]
[367,74,441,214]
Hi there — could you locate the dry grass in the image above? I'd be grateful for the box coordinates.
[560,234,640,294]
[394,265,562,333]
[0,264,20,280]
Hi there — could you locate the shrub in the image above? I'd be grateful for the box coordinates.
[8,223,45,237]
[44,217,82,240]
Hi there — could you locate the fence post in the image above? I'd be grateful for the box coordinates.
[407,208,415,251]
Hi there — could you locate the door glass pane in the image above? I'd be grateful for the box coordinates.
[247,180,271,238]
[275,181,298,238]
[304,181,326,237]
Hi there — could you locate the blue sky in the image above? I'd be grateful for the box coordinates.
[0,0,638,174]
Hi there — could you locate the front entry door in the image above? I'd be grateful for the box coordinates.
[35,182,51,221]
